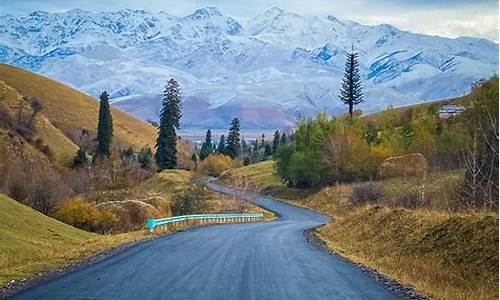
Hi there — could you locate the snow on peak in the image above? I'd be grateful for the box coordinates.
[184,7,223,20]
[0,7,497,128]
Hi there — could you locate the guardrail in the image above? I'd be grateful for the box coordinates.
[146,213,264,231]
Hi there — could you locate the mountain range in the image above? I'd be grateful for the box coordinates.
[0,7,498,128]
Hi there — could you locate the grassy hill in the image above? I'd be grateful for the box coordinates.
[0,63,156,166]
[0,194,148,286]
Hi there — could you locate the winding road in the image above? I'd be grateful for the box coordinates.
[10,182,399,300]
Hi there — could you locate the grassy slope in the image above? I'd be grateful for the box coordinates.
[223,161,499,300]
[0,64,156,165]
[0,194,149,286]
[360,95,464,125]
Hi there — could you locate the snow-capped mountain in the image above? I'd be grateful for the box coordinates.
[0,7,498,128]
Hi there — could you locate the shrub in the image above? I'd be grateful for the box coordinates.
[54,197,118,233]
[4,163,72,215]
[171,184,209,216]
[287,151,324,188]
[323,125,382,183]
[198,154,242,177]
[97,200,160,231]
[349,182,383,206]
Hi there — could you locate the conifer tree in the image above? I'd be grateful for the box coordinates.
[199,129,213,160]
[138,147,153,169]
[280,132,288,145]
[96,91,113,158]
[260,133,265,149]
[225,117,241,158]
[155,79,182,170]
[339,48,364,117]
[272,130,280,154]
[264,144,273,157]
[72,147,88,169]
[217,134,225,154]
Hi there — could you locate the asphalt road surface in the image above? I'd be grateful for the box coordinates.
[10,182,399,300]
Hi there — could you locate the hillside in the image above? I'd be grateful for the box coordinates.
[0,63,156,165]
[0,194,148,287]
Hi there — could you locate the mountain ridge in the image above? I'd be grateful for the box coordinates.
[0,7,497,128]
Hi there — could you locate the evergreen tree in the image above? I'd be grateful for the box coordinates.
[280,132,288,145]
[272,130,280,154]
[96,91,113,158]
[225,117,241,158]
[241,138,249,157]
[199,129,213,160]
[253,139,259,152]
[138,147,153,169]
[264,144,273,157]
[72,147,88,169]
[338,48,364,117]
[260,133,265,149]
[217,134,225,154]
[155,79,182,170]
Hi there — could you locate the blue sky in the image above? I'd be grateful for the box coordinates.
[2,0,498,41]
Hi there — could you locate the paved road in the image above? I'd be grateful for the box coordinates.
[10,182,399,300]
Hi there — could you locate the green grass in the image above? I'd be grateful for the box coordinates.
[0,194,151,286]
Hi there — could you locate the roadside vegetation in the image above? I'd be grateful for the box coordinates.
[0,66,273,288]
[0,194,151,286]
[221,78,499,300]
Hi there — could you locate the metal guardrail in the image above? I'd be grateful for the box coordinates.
[146,213,264,231]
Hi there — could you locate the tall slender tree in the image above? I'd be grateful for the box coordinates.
[217,134,225,154]
[155,79,182,170]
[199,129,213,160]
[338,48,364,117]
[272,130,280,154]
[96,91,113,158]
[280,132,288,145]
[225,117,241,158]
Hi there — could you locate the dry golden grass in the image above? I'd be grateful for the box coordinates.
[285,182,498,300]
[0,64,156,153]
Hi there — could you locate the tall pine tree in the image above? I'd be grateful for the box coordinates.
[338,48,363,117]
[280,132,288,145]
[199,129,213,160]
[225,117,241,158]
[155,79,182,170]
[96,91,113,158]
[272,130,280,154]
[217,134,225,154]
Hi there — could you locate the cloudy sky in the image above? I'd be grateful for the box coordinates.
[2,0,499,41]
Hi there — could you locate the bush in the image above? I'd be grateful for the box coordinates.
[54,197,118,233]
[97,200,160,231]
[4,164,72,215]
[349,182,383,206]
[198,154,242,177]
[288,151,324,188]
[171,184,209,216]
